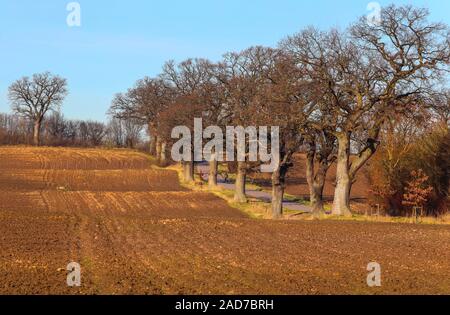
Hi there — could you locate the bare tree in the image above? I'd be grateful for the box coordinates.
[0,113,32,145]
[304,127,336,216]
[106,117,143,149]
[429,90,450,125]
[44,111,67,145]
[123,118,144,148]
[329,5,450,216]
[8,72,68,146]
[79,121,106,146]
[110,77,174,161]
[282,5,450,215]
[106,117,125,147]
[216,47,280,202]
[161,58,214,181]
[251,52,316,218]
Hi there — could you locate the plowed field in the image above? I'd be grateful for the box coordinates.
[0,147,449,294]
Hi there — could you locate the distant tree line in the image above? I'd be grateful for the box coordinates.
[0,112,145,148]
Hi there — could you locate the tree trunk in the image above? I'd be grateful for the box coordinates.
[310,184,325,216]
[183,160,194,183]
[155,137,162,163]
[271,167,285,219]
[160,141,167,166]
[148,124,157,155]
[234,161,247,203]
[33,120,41,146]
[305,149,327,217]
[208,151,218,189]
[149,136,156,156]
[331,133,352,216]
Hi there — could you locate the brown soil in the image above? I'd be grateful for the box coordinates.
[0,147,449,294]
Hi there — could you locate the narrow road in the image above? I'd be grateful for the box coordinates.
[196,163,313,213]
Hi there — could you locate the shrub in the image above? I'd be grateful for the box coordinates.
[402,169,434,215]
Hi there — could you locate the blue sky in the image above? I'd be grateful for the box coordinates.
[1,0,449,121]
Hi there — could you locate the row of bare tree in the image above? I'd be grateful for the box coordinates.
[0,112,145,148]
[115,6,446,217]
